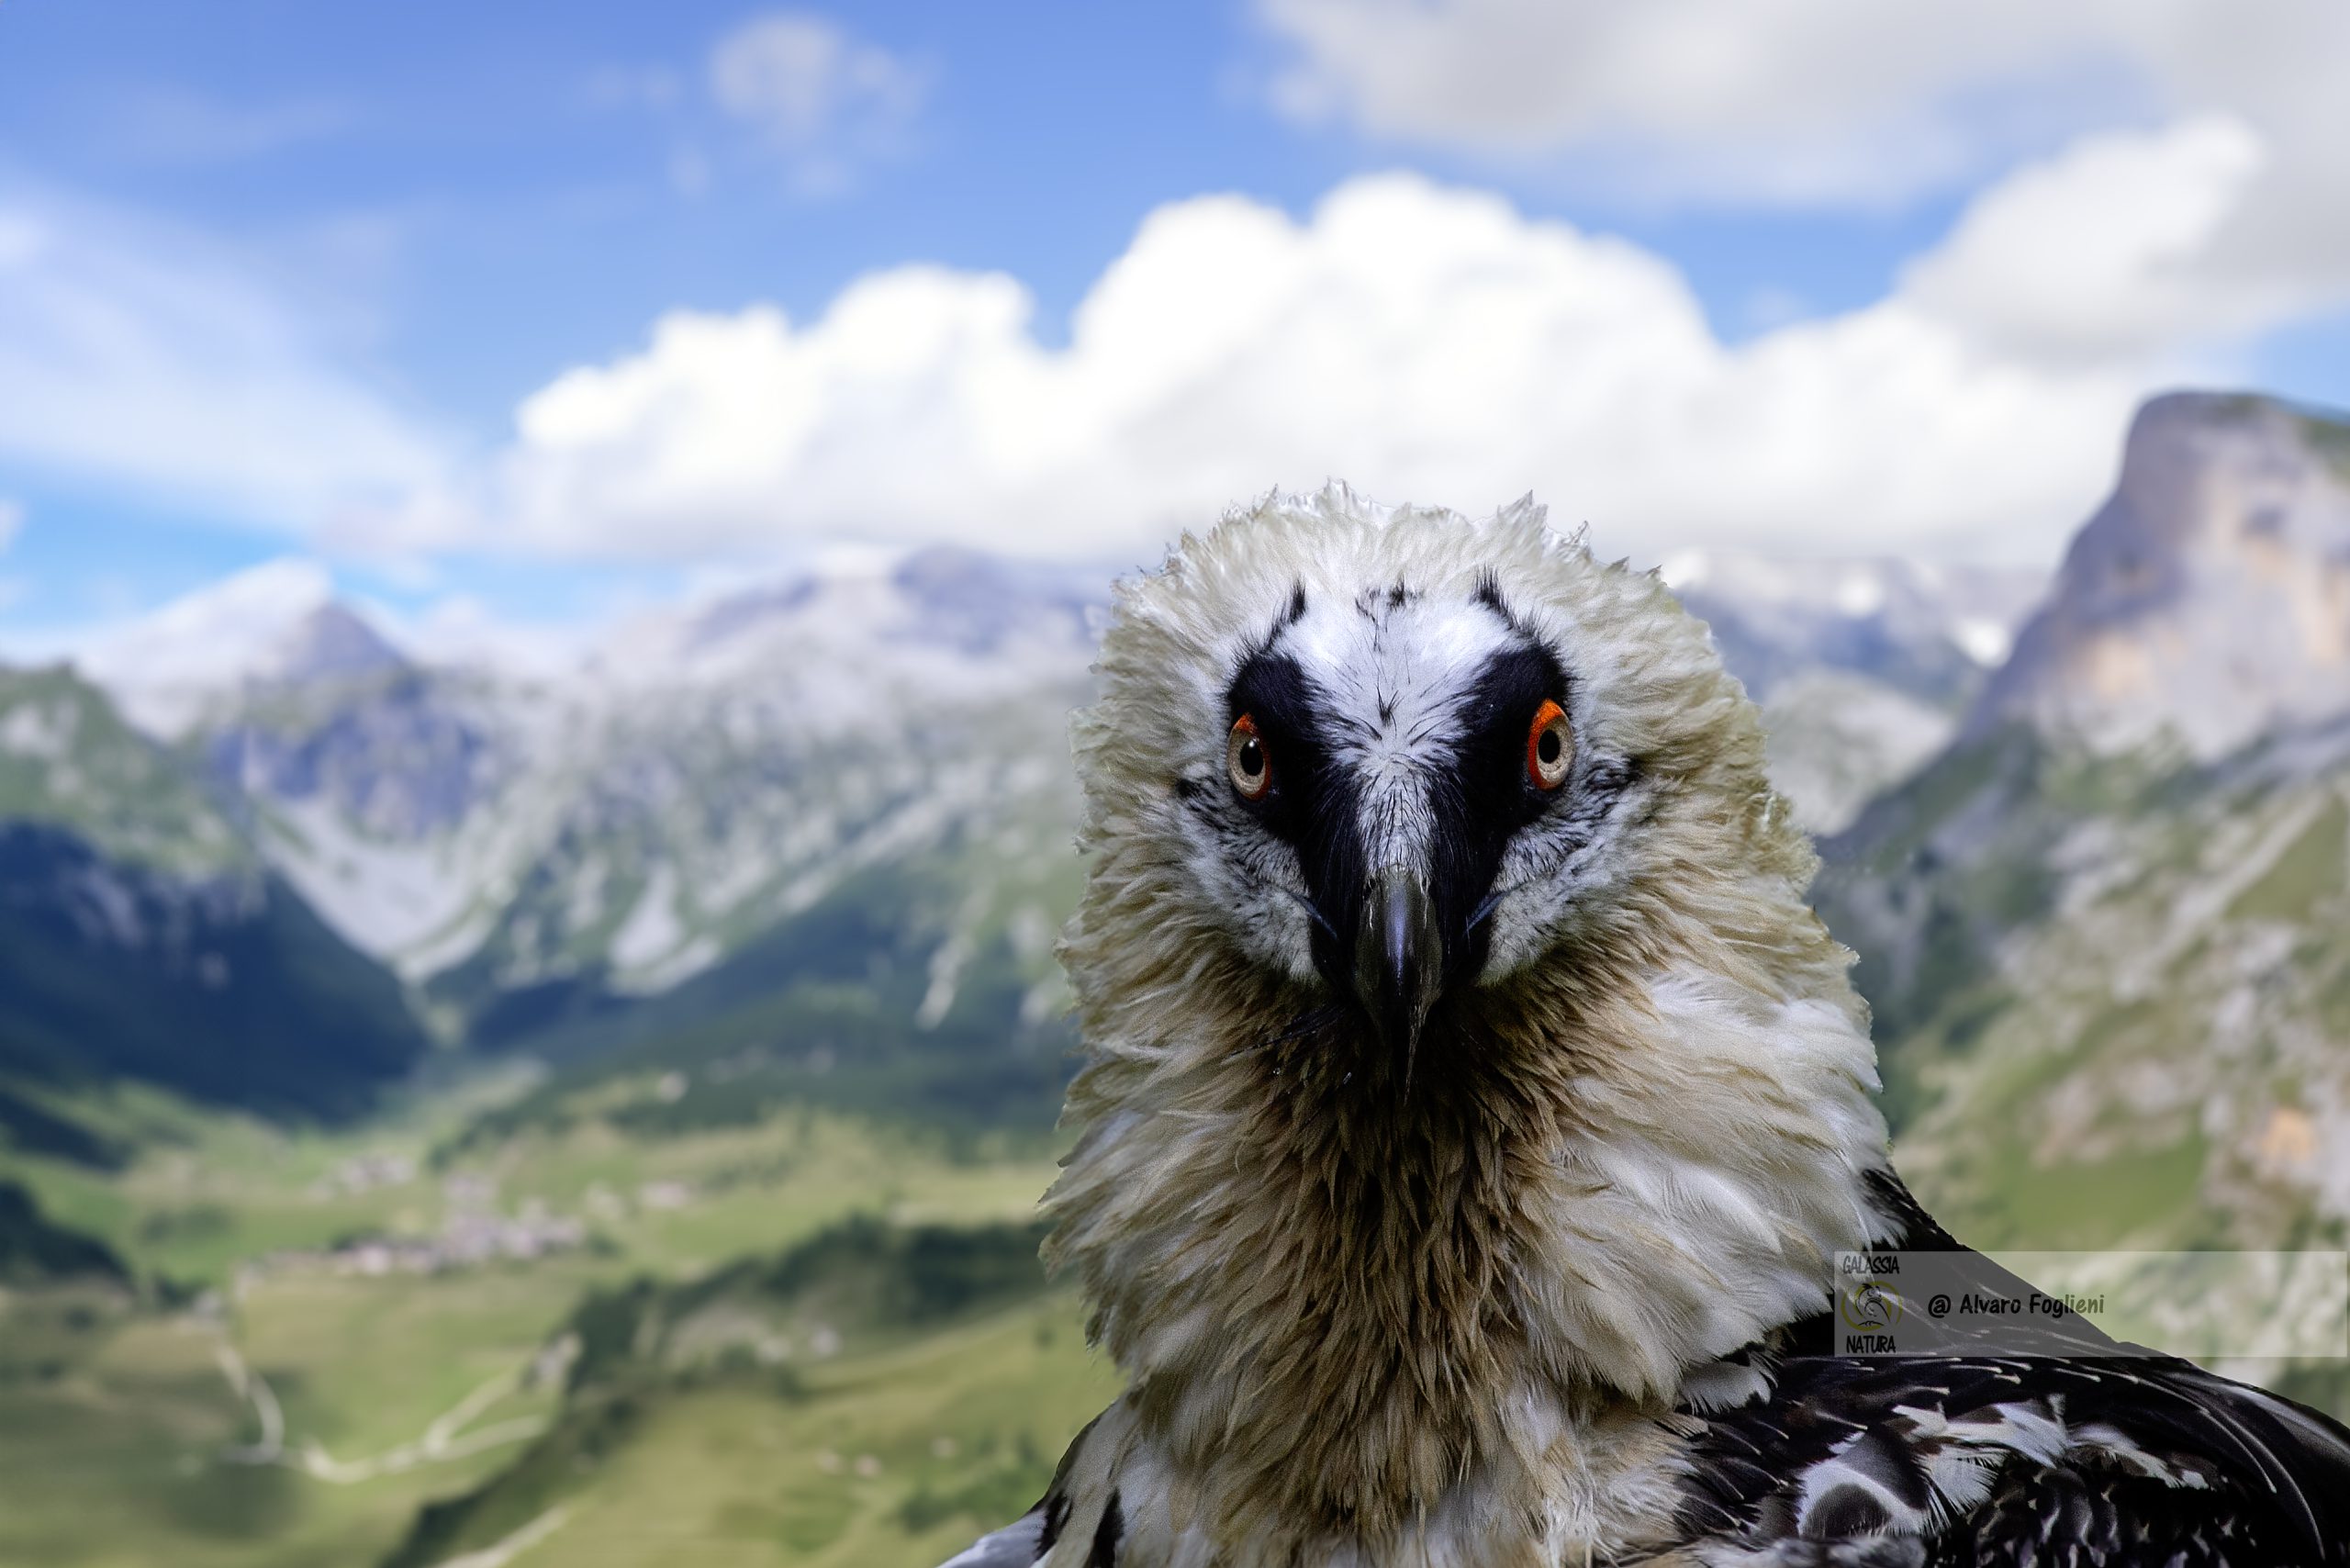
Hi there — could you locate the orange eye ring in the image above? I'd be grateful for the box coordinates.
[1226,713,1272,801]
[1526,699,1572,790]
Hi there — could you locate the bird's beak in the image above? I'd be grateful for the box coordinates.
[1353,865,1443,1063]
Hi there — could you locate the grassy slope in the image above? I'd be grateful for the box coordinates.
[0,1281,565,1568]
[0,1179,126,1282]
[0,1068,1082,1568]
[451,1294,1119,1568]
[386,1217,1121,1568]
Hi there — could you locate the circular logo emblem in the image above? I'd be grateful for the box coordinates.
[1839,1279,1906,1333]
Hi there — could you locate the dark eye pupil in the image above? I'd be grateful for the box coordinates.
[1238,738,1264,775]
[1537,728,1561,765]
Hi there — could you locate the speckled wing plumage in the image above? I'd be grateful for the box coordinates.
[1684,1352,2350,1565]
[1672,1178,2350,1566]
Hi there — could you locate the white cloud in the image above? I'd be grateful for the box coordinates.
[0,498,21,553]
[1903,116,2276,363]
[0,185,448,531]
[394,172,2165,569]
[709,12,929,192]
[1254,0,2146,201]
[1251,1,2350,241]
[1248,1,2350,378]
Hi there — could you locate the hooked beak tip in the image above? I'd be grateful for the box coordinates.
[1353,867,1443,1058]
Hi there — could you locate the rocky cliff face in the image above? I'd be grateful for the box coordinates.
[1819,395,2350,1417]
[1969,392,2350,759]
[0,665,246,875]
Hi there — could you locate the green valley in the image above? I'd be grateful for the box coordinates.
[0,1069,1090,1568]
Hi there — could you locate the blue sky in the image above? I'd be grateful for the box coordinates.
[4,1,2348,654]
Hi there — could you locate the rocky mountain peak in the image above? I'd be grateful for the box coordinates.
[1666,550,2044,706]
[1965,391,2350,759]
[77,559,413,736]
[273,601,408,687]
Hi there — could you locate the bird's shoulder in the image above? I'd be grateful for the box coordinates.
[1680,1326,2350,1564]
[936,1347,2350,1567]
[934,1511,1051,1568]
[1674,1182,2350,1566]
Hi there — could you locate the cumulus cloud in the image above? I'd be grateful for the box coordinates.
[1902,116,2274,363]
[1252,3,2350,346]
[1255,4,2327,193]
[0,185,448,531]
[1258,0,2109,202]
[709,11,929,192]
[384,171,2174,568]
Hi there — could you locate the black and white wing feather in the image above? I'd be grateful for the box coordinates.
[936,1511,1047,1568]
[1682,1349,2350,1564]
[1682,1183,2350,1565]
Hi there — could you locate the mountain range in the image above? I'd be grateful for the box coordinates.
[0,490,2042,1141]
[10,389,2346,1211]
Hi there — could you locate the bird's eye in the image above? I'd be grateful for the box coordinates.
[1226,713,1271,801]
[1526,699,1572,790]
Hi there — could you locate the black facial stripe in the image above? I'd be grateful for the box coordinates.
[1223,625,1593,994]
[1226,647,1364,980]
[1426,642,1570,981]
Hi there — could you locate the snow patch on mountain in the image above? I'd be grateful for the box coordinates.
[264,794,487,958]
[78,558,408,737]
[1667,548,2047,705]
[589,547,1097,725]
